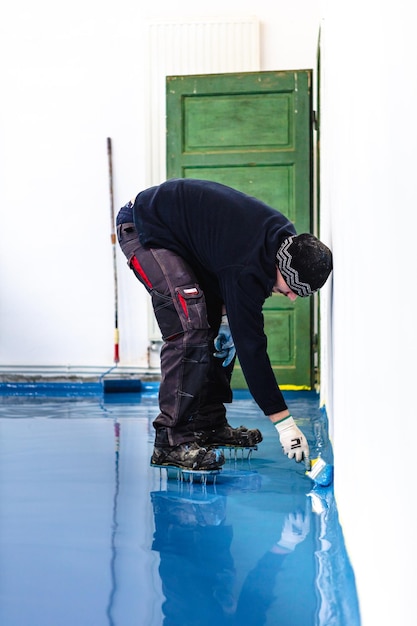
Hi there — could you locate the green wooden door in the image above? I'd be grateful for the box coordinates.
[166,70,313,389]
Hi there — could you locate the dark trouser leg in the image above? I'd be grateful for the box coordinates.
[117,223,213,447]
[156,324,211,445]
[189,292,235,432]
[193,292,262,448]
[191,344,234,431]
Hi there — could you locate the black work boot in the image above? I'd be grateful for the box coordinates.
[151,442,225,471]
[198,425,263,448]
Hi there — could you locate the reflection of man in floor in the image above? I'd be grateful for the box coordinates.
[151,491,235,625]
[234,511,310,625]
[151,490,310,626]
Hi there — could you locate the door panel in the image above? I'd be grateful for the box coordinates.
[166,70,313,389]
[183,92,293,150]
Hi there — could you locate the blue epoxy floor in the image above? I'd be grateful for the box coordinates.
[0,390,360,626]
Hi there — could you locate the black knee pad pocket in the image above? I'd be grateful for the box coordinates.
[152,285,210,341]
[175,285,210,331]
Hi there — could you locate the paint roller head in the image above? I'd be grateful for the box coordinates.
[305,457,334,487]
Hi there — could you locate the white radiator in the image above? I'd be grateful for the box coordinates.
[145,16,260,344]
[145,16,260,187]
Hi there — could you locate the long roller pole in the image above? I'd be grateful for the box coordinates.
[107,137,119,363]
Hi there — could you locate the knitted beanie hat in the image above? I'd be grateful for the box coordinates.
[276,234,333,297]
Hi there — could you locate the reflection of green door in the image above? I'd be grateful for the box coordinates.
[166,70,313,389]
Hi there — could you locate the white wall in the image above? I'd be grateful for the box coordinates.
[0,0,320,372]
[319,1,417,624]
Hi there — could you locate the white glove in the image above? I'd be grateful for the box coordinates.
[275,416,310,468]
[213,314,236,367]
[276,511,310,552]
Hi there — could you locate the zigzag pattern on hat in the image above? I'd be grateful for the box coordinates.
[276,237,314,297]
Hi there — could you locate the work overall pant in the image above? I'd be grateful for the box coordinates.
[117,220,234,448]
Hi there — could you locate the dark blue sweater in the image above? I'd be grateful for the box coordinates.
[128,178,297,415]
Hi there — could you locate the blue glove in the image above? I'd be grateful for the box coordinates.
[214,314,236,367]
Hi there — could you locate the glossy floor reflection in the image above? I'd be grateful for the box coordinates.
[0,390,360,626]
